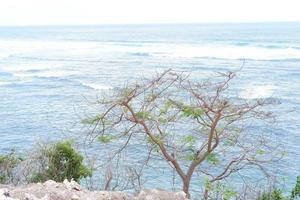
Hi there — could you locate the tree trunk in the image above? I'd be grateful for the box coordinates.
[204,188,209,200]
[183,177,191,199]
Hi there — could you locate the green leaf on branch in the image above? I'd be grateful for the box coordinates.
[206,153,220,165]
[159,100,174,115]
[158,117,168,124]
[146,135,162,144]
[182,135,196,146]
[81,114,103,125]
[136,111,152,120]
[121,88,135,97]
[182,106,204,118]
[223,139,235,146]
[224,189,238,200]
[256,149,265,155]
[185,154,197,161]
[98,135,115,143]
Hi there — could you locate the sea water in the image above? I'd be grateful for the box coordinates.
[0,22,299,191]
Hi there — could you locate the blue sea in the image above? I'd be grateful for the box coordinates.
[0,23,299,192]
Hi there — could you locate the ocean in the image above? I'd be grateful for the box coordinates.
[0,22,299,192]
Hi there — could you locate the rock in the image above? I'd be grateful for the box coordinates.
[92,191,132,200]
[43,180,59,188]
[0,188,10,197]
[137,189,188,200]
[0,196,19,200]
[25,193,51,200]
[63,179,81,191]
[25,193,42,200]
[0,188,19,200]
[71,194,80,200]
[0,180,187,200]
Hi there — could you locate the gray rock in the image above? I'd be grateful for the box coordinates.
[24,193,49,200]
[71,194,80,200]
[43,181,59,189]
[63,179,81,191]
[0,188,19,200]
[137,189,188,200]
[0,180,187,200]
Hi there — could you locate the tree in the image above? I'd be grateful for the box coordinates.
[84,69,282,198]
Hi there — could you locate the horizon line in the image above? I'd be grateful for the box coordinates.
[0,20,300,28]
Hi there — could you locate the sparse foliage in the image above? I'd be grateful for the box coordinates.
[85,70,283,198]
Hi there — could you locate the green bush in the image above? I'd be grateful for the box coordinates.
[257,176,300,200]
[30,141,92,183]
[258,189,286,200]
[290,176,300,200]
[0,151,22,184]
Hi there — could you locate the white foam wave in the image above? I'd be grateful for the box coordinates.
[0,63,80,80]
[1,39,300,61]
[13,72,55,78]
[166,44,300,60]
[34,71,79,78]
[0,40,99,51]
[0,40,106,61]
[0,53,9,59]
[2,64,52,72]
[0,81,9,86]
[11,70,79,79]
[240,85,276,99]
[81,82,112,90]
[121,43,300,60]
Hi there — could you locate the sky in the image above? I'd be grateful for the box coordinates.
[0,0,300,26]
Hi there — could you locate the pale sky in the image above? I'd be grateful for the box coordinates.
[0,0,300,26]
